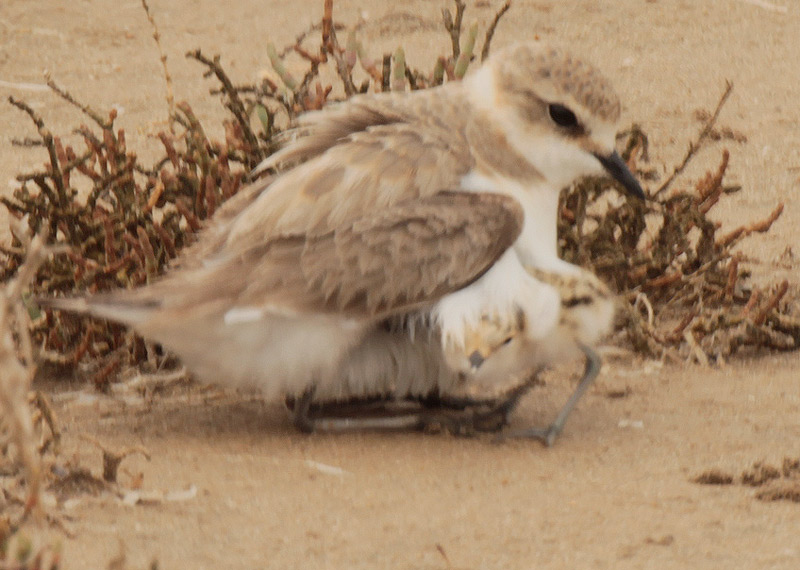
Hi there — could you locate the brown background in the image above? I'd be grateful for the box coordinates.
[2,0,799,568]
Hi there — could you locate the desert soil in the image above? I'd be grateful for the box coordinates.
[2,0,800,568]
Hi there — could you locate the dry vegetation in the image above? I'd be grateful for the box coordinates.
[1,0,799,564]
[1,227,62,568]
[560,84,799,364]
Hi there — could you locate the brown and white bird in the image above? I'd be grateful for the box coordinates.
[42,42,643,439]
[448,268,614,388]
[440,266,616,443]
[301,264,617,443]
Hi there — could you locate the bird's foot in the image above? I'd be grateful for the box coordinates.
[493,423,561,447]
[493,343,601,446]
[284,369,546,438]
[416,377,539,436]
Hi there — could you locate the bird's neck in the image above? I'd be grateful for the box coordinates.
[511,185,560,268]
[461,170,574,273]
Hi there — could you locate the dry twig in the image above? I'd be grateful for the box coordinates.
[1,225,61,520]
[141,0,176,130]
[481,1,512,62]
[654,81,734,198]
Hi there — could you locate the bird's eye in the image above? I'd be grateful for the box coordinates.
[548,103,578,128]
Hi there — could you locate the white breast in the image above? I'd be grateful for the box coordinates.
[460,170,572,271]
[432,249,561,351]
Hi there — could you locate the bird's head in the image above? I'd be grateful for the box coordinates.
[443,309,541,399]
[468,42,645,199]
[460,309,526,373]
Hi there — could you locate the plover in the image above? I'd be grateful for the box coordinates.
[289,265,615,444]
[41,42,643,439]
[445,266,615,444]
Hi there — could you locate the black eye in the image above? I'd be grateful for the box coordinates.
[501,336,513,346]
[548,103,578,128]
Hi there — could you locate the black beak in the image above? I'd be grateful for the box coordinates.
[594,150,646,200]
[468,350,485,370]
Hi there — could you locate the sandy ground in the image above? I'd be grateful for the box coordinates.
[2,0,800,568]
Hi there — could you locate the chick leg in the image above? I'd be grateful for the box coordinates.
[289,387,316,433]
[287,381,536,435]
[496,343,601,446]
[409,374,541,435]
[287,371,542,436]
[291,399,494,434]
[288,388,434,432]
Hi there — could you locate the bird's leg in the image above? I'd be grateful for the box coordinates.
[496,343,601,446]
[412,374,540,435]
[417,392,499,410]
[466,375,540,432]
[312,411,426,432]
[285,372,542,436]
[287,388,431,433]
[289,387,317,433]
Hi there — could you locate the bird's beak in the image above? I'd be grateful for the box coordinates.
[468,350,485,371]
[594,151,646,200]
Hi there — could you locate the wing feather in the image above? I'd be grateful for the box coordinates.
[227,89,476,245]
[268,191,523,316]
[78,87,516,324]
[136,191,523,320]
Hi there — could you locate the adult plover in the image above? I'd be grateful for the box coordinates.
[41,42,643,442]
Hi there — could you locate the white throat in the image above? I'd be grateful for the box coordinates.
[460,171,575,273]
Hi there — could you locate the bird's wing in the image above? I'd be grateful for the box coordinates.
[294,190,524,315]
[142,191,523,320]
[172,174,274,270]
[79,90,518,323]
[255,87,461,172]
[181,90,503,268]
[223,91,476,246]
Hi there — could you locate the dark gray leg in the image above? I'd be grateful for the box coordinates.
[496,343,601,446]
[313,412,426,432]
[286,371,543,436]
[287,387,434,433]
[290,387,316,433]
[412,374,541,435]
[290,396,487,434]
